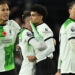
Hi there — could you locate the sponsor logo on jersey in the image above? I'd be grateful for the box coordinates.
[1,39,12,43]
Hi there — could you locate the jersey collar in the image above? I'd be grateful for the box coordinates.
[0,24,6,26]
[36,22,44,28]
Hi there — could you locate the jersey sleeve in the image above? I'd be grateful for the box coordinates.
[36,38,55,61]
[38,24,53,40]
[67,23,75,39]
[67,23,75,51]
[57,56,62,70]
[10,20,21,34]
[22,30,47,50]
[22,30,34,43]
[36,24,55,60]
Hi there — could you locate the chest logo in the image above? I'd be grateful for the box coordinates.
[0,31,7,37]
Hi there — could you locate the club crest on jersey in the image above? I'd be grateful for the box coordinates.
[71,27,75,32]
[27,32,32,37]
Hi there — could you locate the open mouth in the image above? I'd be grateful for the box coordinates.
[4,15,9,19]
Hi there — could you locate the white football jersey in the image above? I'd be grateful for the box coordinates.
[58,18,75,73]
[32,23,55,62]
[0,20,20,72]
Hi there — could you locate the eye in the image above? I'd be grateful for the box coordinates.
[6,8,9,11]
[2,9,5,11]
[31,14,35,16]
[1,8,9,11]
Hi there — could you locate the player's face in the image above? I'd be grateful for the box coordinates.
[25,17,32,31]
[0,4,10,22]
[30,11,43,26]
[25,17,31,26]
[69,4,75,19]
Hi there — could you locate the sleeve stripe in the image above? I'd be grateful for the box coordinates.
[44,37,53,41]
[68,37,75,40]
[28,37,35,43]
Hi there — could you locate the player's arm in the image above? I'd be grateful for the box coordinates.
[22,30,46,50]
[56,29,61,75]
[55,56,62,75]
[67,23,75,51]
[41,24,55,53]
[22,30,46,62]
[12,20,21,30]
[36,25,55,60]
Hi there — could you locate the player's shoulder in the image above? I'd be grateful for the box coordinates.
[66,22,75,33]
[43,23,53,33]
[7,20,17,24]
[39,23,49,28]
[6,20,18,27]
[22,28,32,35]
[67,22,75,29]
[19,28,32,39]
[37,23,52,30]
[63,18,75,29]
[7,20,20,30]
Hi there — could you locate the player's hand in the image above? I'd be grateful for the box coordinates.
[55,72,61,75]
[27,56,37,62]
[16,45,20,51]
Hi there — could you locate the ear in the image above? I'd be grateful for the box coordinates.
[68,9,71,15]
[40,16,43,20]
[9,10,10,15]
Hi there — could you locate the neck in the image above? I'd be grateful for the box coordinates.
[35,21,43,26]
[69,16,75,21]
[0,20,6,26]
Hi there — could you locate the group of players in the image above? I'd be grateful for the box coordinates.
[0,1,75,75]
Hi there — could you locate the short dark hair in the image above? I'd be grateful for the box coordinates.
[0,1,7,5]
[67,1,75,9]
[22,11,30,22]
[30,4,48,21]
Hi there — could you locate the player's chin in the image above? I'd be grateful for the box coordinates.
[3,16,9,20]
[4,18,9,21]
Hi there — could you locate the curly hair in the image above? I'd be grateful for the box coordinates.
[30,4,48,21]
[67,1,75,9]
